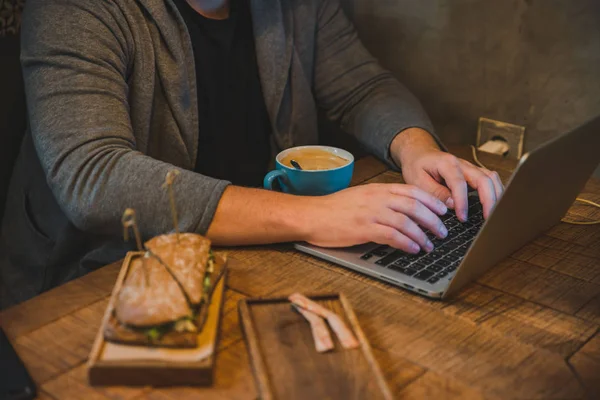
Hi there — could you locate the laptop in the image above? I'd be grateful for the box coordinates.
[295,116,600,299]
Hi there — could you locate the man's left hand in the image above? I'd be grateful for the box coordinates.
[390,128,504,222]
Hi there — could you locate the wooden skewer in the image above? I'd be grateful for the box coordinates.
[122,208,148,285]
[162,170,181,242]
[121,208,143,251]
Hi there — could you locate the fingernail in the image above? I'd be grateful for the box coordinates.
[411,242,420,253]
[461,211,468,222]
[446,198,455,208]
[439,201,448,214]
[439,224,448,238]
[425,240,434,252]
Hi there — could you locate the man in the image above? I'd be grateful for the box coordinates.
[0,0,503,308]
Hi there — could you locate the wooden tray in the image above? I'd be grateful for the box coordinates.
[87,251,227,387]
[238,293,392,400]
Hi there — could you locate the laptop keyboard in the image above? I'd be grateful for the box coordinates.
[360,196,485,285]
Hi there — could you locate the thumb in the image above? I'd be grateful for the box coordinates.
[417,174,454,209]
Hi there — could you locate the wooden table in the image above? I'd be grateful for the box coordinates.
[2,146,599,400]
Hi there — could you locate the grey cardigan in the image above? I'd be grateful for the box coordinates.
[0,0,436,307]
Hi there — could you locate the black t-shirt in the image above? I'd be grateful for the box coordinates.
[172,0,272,187]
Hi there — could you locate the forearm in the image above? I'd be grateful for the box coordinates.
[206,186,315,246]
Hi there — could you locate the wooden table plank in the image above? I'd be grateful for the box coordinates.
[350,156,388,185]
[139,341,258,400]
[478,258,600,316]
[0,278,108,339]
[576,295,600,325]
[569,332,600,399]
[13,298,109,385]
[512,241,600,283]
[440,284,597,358]
[36,391,59,400]
[395,371,489,400]
[370,347,425,394]
[42,363,149,400]
[218,289,247,351]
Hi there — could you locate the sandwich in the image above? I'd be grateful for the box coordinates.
[104,233,226,348]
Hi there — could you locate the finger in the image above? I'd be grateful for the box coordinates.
[463,160,504,201]
[387,195,448,239]
[370,224,421,254]
[436,156,469,221]
[404,173,455,209]
[485,169,504,200]
[377,209,434,252]
[387,184,448,216]
[459,162,497,218]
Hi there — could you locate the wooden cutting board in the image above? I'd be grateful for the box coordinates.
[238,293,392,400]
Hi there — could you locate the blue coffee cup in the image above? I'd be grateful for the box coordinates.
[263,145,354,196]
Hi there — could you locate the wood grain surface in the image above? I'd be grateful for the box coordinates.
[1,147,599,399]
[238,294,392,400]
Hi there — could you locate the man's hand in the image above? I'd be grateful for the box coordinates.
[390,128,504,221]
[207,184,448,253]
[304,184,448,254]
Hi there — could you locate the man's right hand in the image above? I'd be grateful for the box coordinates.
[303,184,449,254]
[207,183,448,253]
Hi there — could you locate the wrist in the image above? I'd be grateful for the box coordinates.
[283,195,324,243]
[390,127,440,168]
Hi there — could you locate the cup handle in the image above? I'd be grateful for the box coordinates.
[263,170,288,191]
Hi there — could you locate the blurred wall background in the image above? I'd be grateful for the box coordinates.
[323,0,600,176]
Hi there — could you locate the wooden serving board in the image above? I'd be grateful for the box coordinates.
[238,293,392,400]
[87,251,227,387]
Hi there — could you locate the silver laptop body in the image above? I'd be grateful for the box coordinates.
[295,116,600,299]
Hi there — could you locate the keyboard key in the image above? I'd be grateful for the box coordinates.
[425,252,443,261]
[389,264,408,274]
[446,265,457,272]
[410,261,429,271]
[434,259,453,267]
[414,270,435,280]
[447,230,461,239]
[360,253,373,260]
[427,276,440,284]
[391,259,410,268]
[438,271,449,278]
[445,219,460,228]
[404,253,423,261]
[449,238,463,247]
[434,246,452,256]
[375,250,404,266]
[468,227,481,235]
[445,254,462,262]
[428,264,443,272]
[404,268,418,276]
[372,248,389,257]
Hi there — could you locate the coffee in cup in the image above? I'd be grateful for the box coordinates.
[279,148,350,171]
